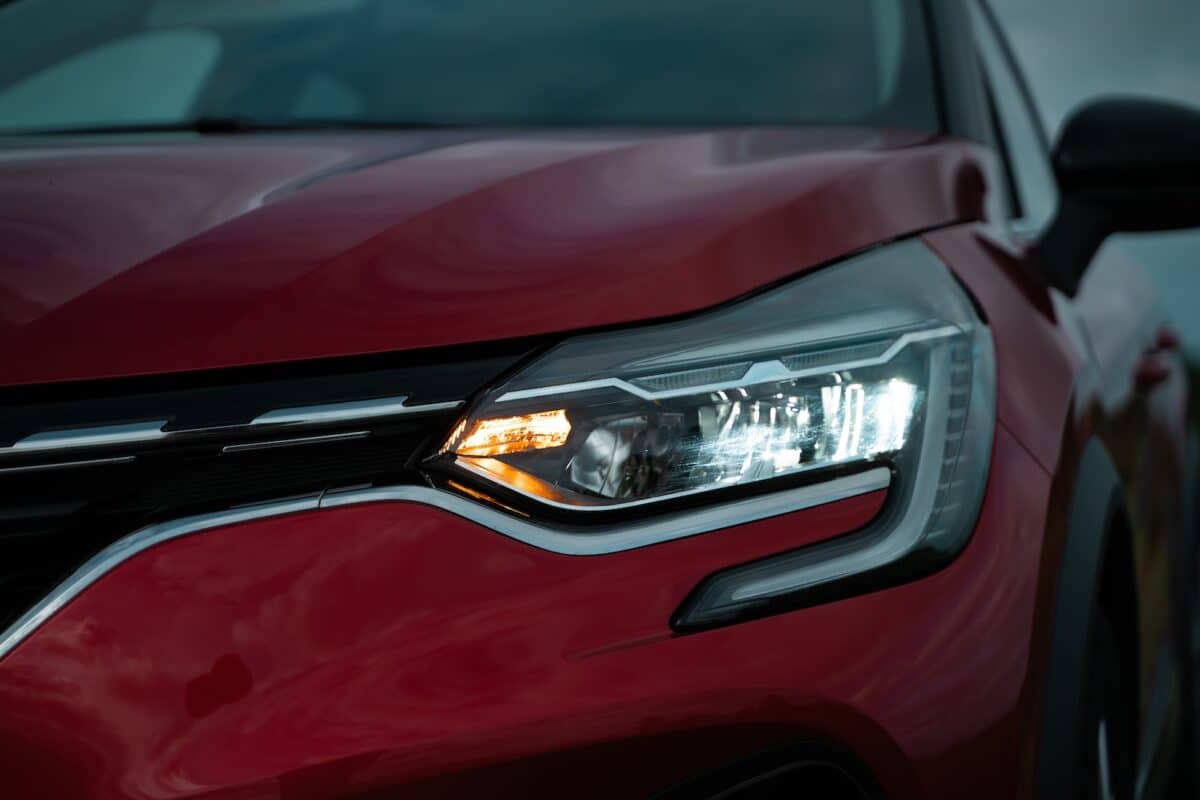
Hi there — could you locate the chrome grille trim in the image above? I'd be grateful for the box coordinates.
[0,469,888,660]
[320,467,890,555]
[1,397,463,459]
[11,421,168,453]
[0,494,323,661]
[0,456,137,475]
[221,431,371,453]
[250,395,461,426]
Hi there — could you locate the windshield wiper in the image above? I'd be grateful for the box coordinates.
[0,116,464,137]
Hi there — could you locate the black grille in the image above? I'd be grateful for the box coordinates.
[0,341,535,632]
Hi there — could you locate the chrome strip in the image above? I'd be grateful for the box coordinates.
[0,468,887,659]
[318,467,890,556]
[1,398,463,460]
[10,421,168,453]
[1098,721,1114,800]
[496,326,961,404]
[251,396,462,426]
[222,431,370,453]
[0,494,321,661]
[0,455,136,475]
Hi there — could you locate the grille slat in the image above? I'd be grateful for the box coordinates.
[0,417,449,631]
[0,341,533,632]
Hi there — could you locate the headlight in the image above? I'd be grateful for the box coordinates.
[431,240,994,629]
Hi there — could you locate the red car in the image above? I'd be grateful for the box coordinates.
[0,1,1197,798]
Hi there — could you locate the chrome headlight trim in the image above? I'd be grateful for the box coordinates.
[0,240,995,656]
[428,239,995,629]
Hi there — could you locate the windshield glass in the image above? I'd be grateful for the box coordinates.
[0,0,939,134]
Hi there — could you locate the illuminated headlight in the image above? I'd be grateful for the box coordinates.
[432,241,994,628]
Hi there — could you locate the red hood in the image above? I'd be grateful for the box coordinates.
[0,128,985,387]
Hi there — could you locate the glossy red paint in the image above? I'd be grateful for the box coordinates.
[2,6,1195,797]
[928,222,1194,790]
[1,121,1190,797]
[0,128,984,387]
[923,224,1082,474]
[0,428,1048,800]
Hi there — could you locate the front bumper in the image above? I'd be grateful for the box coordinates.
[0,425,1047,799]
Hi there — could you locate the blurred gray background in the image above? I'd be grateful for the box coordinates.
[992,0,1200,357]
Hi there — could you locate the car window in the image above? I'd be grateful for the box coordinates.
[980,75,1022,220]
[969,2,1059,231]
[0,0,940,133]
[0,30,220,131]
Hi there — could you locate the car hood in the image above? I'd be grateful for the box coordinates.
[0,128,984,387]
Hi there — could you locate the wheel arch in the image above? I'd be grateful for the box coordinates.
[1035,436,1138,797]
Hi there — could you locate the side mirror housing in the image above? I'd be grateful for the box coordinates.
[1036,97,1200,295]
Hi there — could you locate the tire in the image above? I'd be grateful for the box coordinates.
[1167,432,1200,798]
[1077,612,1136,800]
[1171,618,1200,799]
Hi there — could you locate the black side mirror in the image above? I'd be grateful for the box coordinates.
[1036,97,1200,295]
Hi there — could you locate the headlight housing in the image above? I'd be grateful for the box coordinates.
[430,240,994,629]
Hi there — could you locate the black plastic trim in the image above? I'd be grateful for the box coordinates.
[1035,438,1123,798]
[0,338,538,446]
[651,741,882,800]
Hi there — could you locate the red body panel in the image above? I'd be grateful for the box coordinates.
[923,225,1081,473]
[0,122,1190,800]
[0,128,980,387]
[926,223,1194,792]
[0,431,1046,800]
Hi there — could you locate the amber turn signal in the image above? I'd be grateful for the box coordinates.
[454,409,572,457]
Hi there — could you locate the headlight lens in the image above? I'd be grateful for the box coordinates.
[432,240,994,627]
[443,334,941,509]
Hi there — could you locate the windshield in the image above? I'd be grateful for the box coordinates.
[0,0,940,134]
